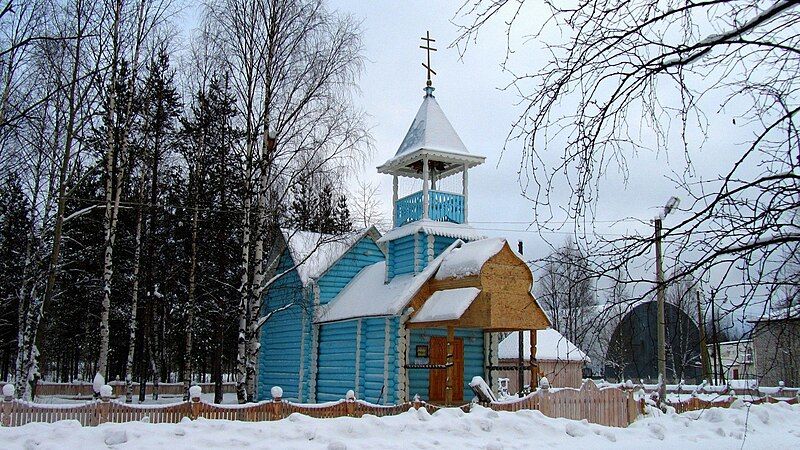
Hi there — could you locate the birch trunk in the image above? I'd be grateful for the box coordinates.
[125,203,143,402]
[235,188,251,403]
[16,3,89,398]
[98,155,124,383]
[183,206,199,400]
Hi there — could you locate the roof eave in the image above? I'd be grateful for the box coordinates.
[377,148,486,177]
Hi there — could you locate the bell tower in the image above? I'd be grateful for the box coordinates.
[376,33,485,281]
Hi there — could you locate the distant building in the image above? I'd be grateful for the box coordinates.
[497,329,589,391]
[707,339,755,382]
[604,301,702,383]
[749,306,800,386]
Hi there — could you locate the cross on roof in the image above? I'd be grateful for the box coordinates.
[420,31,437,87]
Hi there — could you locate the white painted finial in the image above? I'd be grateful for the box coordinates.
[189,385,202,400]
[271,386,283,399]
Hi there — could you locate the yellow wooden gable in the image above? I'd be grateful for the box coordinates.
[407,243,551,331]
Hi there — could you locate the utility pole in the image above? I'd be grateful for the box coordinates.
[517,240,525,397]
[710,293,726,385]
[654,196,679,405]
[655,217,667,403]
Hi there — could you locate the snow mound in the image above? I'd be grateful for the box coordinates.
[2,402,799,449]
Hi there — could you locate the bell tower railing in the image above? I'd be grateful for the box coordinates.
[395,190,464,226]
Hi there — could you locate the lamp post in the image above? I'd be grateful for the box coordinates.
[655,196,679,405]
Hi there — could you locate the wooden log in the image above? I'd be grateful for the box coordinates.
[445,326,455,406]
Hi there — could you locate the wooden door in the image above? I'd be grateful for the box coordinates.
[453,338,464,402]
[428,337,464,403]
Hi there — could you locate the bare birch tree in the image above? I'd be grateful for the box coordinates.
[95,0,175,387]
[534,239,597,350]
[455,1,800,335]
[11,0,104,399]
[205,0,367,402]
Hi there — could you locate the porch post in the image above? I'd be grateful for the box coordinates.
[530,329,538,388]
[517,331,524,397]
[422,156,430,220]
[446,325,455,405]
[462,164,468,223]
[392,175,398,227]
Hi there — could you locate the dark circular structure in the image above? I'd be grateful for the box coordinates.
[604,301,702,383]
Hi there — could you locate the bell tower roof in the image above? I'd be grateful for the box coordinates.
[377,89,485,178]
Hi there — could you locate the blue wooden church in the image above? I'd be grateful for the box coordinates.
[258,82,551,405]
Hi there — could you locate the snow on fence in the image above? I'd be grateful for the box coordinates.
[11,379,795,429]
[1,380,643,428]
[594,379,800,399]
[0,381,237,398]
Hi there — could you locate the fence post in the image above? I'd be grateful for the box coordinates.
[189,385,202,420]
[98,385,113,426]
[271,386,283,420]
[412,394,421,410]
[2,384,15,426]
[538,379,550,417]
[346,390,356,417]
[626,389,636,425]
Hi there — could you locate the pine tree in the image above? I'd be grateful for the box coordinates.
[289,178,318,231]
[315,184,336,234]
[334,195,352,234]
[179,72,241,402]
[136,46,183,400]
[0,176,32,381]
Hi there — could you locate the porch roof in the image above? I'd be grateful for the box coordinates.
[409,288,480,323]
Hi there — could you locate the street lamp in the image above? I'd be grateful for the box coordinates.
[655,196,679,405]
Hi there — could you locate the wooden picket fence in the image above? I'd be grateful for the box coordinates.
[488,379,640,428]
[666,394,799,414]
[18,380,764,427]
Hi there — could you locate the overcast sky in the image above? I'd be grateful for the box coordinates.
[326,1,689,257]
[323,1,768,327]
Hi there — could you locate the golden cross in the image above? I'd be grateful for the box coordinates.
[420,31,437,87]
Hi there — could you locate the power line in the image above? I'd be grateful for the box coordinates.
[63,196,643,237]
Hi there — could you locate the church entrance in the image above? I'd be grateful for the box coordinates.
[428,336,463,403]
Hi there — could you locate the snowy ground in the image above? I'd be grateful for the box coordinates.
[2,402,800,449]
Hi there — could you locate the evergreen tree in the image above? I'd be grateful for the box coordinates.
[0,176,32,380]
[136,46,183,400]
[179,73,242,402]
[334,195,352,234]
[289,178,318,232]
[315,184,336,234]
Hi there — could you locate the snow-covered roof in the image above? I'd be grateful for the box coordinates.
[315,240,461,323]
[498,329,590,363]
[377,91,485,177]
[283,228,377,286]
[376,219,486,244]
[409,287,481,323]
[394,93,469,160]
[435,238,507,280]
[750,304,800,322]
